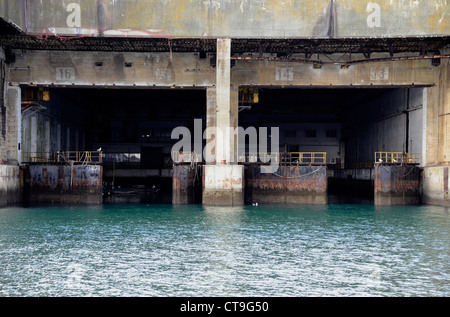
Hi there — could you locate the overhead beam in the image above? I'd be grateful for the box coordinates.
[7,50,439,88]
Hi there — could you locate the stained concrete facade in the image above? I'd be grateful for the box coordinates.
[1,0,447,38]
[0,1,449,206]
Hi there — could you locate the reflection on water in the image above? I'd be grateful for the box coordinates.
[0,203,449,296]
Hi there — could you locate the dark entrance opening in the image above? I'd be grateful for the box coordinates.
[238,87,424,204]
[20,86,206,204]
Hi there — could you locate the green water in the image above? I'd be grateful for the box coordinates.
[0,203,449,297]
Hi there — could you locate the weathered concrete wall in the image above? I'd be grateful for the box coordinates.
[344,88,423,167]
[172,164,201,204]
[422,166,450,207]
[27,164,102,204]
[374,165,421,205]
[246,165,327,204]
[0,164,22,207]
[203,165,244,205]
[421,57,450,206]
[1,0,447,38]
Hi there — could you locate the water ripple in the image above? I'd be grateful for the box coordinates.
[0,204,449,296]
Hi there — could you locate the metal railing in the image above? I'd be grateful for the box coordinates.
[244,152,327,165]
[241,152,281,164]
[172,151,327,165]
[22,151,103,164]
[283,152,327,165]
[374,152,421,165]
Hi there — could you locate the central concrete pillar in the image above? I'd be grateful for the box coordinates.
[203,38,244,205]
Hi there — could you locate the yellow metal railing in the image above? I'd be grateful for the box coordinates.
[247,152,326,164]
[285,152,327,164]
[172,151,327,164]
[22,152,56,163]
[245,152,281,164]
[374,152,421,165]
[22,151,103,164]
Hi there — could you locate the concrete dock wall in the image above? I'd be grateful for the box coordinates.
[0,164,21,207]
[172,165,202,204]
[246,165,327,204]
[203,165,244,206]
[27,164,102,204]
[374,165,421,205]
[422,166,450,207]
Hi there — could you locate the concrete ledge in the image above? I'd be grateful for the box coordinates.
[202,190,244,206]
[0,165,21,207]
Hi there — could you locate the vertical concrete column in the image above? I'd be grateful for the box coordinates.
[6,86,22,164]
[230,87,239,162]
[203,38,244,205]
[439,59,450,163]
[205,86,239,164]
[205,88,216,164]
[0,47,6,163]
[216,38,232,164]
[422,57,450,206]
[0,83,22,206]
